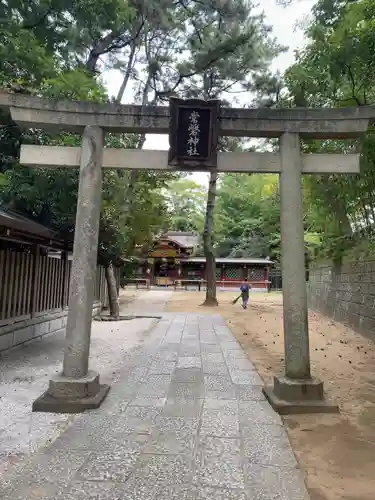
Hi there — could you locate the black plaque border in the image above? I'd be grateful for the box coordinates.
[168,97,220,170]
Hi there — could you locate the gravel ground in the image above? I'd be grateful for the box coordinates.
[0,303,158,475]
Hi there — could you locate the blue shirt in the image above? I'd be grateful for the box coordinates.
[240,284,250,294]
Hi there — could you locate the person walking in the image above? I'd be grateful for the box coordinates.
[240,278,251,309]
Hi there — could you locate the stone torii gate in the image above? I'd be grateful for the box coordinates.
[0,91,372,414]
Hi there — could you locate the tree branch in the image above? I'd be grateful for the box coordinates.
[86,18,145,74]
[345,63,362,106]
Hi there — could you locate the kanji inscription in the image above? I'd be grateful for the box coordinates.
[168,97,220,169]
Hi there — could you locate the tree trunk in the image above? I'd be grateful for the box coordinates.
[317,177,353,236]
[329,194,353,236]
[103,48,142,304]
[122,71,153,240]
[105,263,120,318]
[202,171,218,306]
[85,22,143,74]
[116,41,137,103]
[86,32,117,73]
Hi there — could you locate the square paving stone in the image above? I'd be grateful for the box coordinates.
[154,416,200,434]
[180,339,200,345]
[56,481,121,500]
[152,351,179,362]
[214,326,233,334]
[111,406,162,434]
[243,463,310,500]
[162,399,204,417]
[93,430,151,451]
[204,399,238,413]
[102,397,131,415]
[205,389,237,400]
[197,458,245,489]
[239,401,282,426]
[226,358,256,371]
[131,454,193,486]
[75,452,138,482]
[168,382,205,400]
[123,405,163,419]
[172,368,204,383]
[194,486,249,500]
[223,351,248,360]
[201,352,224,362]
[200,410,240,437]
[202,362,229,376]
[229,370,263,385]
[138,375,171,397]
[220,342,242,351]
[197,436,241,458]
[14,483,59,500]
[5,448,89,494]
[118,477,159,500]
[204,375,235,392]
[129,397,167,408]
[200,337,218,343]
[163,332,183,340]
[179,348,202,357]
[177,357,202,368]
[154,484,195,500]
[149,361,177,375]
[242,424,297,467]
[181,336,200,343]
[200,344,222,354]
[195,437,244,489]
[144,430,197,455]
[235,384,266,401]
[216,337,235,344]
[99,434,150,454]
[126,367,149,384]
[159,342,182,351]
[46,421,111,452]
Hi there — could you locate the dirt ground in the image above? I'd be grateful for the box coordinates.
[119,289,138,306]
[167,291,375,500]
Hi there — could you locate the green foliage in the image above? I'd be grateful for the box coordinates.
[165,178,206,233]
[0,0,285,275]
[214,174,281,260]
[281,0,375,260]
[0,0,173,267]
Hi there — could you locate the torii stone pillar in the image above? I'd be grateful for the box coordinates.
[280,133,311,379]
[33,125,110,413]
[262,133,336,413]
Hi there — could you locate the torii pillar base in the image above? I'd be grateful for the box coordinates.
[32,370,110,414]
[263,375,339,415]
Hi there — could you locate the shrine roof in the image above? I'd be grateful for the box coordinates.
[161,231,200,249]
[186,257,273,265]
[0,207,68,249]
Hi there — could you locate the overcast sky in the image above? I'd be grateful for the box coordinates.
[103,0,317,184]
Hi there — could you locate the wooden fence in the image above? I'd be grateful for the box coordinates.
[0,247,113,327]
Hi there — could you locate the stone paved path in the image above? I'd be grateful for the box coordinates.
[2,292,310,499]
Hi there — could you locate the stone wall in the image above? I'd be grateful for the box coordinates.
[308,259,375,338]
[0,302,102,352]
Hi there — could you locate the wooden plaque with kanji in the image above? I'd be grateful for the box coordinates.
[168,97,220,169]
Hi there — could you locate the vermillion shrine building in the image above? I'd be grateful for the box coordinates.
[135,231,273,291]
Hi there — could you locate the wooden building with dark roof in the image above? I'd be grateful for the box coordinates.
[136,231,273,290]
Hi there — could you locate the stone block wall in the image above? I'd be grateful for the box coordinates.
[0,302,102,352]
[308,259,375,339]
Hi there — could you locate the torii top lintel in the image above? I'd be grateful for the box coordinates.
[0,90,374,139]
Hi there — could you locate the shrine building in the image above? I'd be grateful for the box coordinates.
[135,231,273,290]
